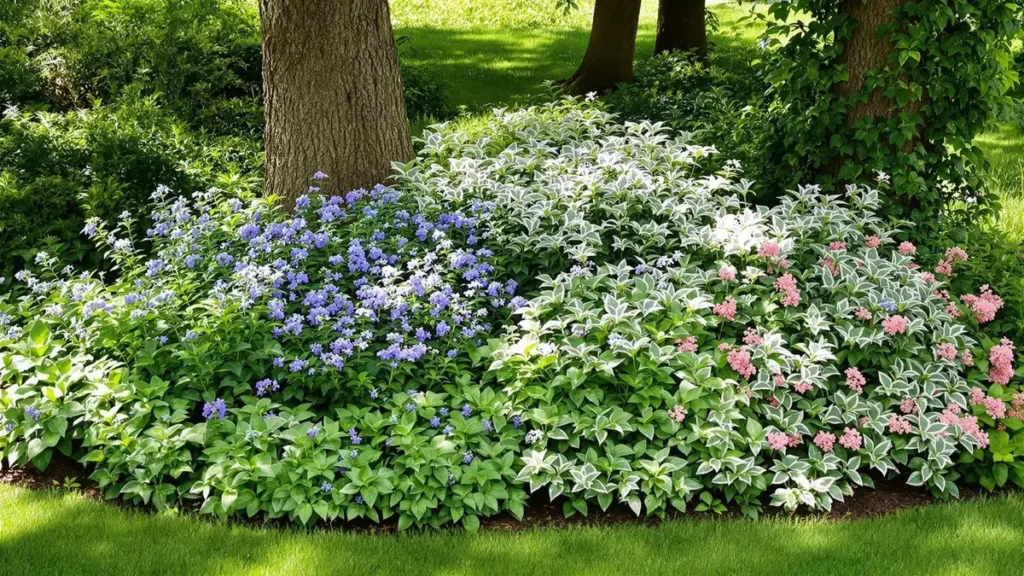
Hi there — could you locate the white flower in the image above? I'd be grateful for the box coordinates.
[711,209,768,255]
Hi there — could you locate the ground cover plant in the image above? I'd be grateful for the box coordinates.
[3,101,1023,530]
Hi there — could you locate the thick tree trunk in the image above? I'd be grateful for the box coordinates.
[563,0,642,95]
[259,0,412,208]
[833,0,910,126]
[655,0,707,57]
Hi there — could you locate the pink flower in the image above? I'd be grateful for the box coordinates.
[939,405,961,427]
[675,336,698,353]
[714,297,738,321]
[858,416,871,427]
[767,432,790,451]
[758,242,781,258]
[768,396,780,408]
[945,303,963,319]
[962,349,974,366]
[958,415,989,448]
[845,367,867,394]
[668,405,688,423]
[814,431,836,453]
[934,289,951,302]
[773,373,786,388]
[900,397,919,415]
[718,265,737,281]
[829,241,847,252]
[989,338,1015,385]
[936,342,957,361]
[854,307,872,321]
[773,273,801,307]
[864,235,882,249]
[728,346,756,380]
[961,286,1003,324]
[794,381,813,394]
[822,257,840,276]
[945,247,968,263]
[881,315,907,336]
[934,260,952,276]
[718,342,732,352]
[920,272,936,284]
[787,433,802,448]
[898,241,916,256]
[743,328,762,346]
[1012,392,1024,408]
[982,397,1007,419]
[888,414,912,435]
[839,428,862,450]
[969,387,986,404]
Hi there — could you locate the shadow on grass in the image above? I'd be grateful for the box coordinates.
[2,485,1024,576]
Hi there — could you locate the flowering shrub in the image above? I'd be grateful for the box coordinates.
[1,100,1022,528]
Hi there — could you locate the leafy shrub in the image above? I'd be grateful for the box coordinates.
[1,101,1021,529]
[603,51,773,194]
[1,0,452,132]
[0,95,262,277]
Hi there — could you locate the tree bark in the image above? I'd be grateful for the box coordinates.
[833,0,910,126]
[563,0,642,95]
[259,0,413,209]
[655,0,707,57]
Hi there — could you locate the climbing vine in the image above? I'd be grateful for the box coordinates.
[759,0,1020,233]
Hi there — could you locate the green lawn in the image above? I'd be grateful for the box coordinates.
[392,0,762,110]
[0,484,1022,575]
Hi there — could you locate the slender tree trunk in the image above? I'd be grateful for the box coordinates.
[563,0,642,95]
[655,0,707,57]
[259,0,412,208]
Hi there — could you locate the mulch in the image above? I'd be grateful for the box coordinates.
[0,455,984,533]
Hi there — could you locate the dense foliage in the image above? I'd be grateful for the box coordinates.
[759,0,1020,229]
[3,102,1022,529]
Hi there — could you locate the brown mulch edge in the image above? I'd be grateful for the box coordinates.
[0,454,988,534]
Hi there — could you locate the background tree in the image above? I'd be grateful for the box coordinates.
[654,0,707,57]
[562,0,642,95]
[259,0,412,207]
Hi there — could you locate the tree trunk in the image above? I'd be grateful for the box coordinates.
[259,0,413,209]
[833,0,910,126]
[563,0,642,95]
[655,0,707,57]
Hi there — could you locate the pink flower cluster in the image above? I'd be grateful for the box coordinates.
[718,265,737,281]
[935,342,958,361]
[814,431,836,452]
[743,328,762,346]
[773,373,786,388]
[854,307,872,321]
[767,432,789,451]
[934,248,968,276]
[897,241,916,256]
[758,241,781,258]
[728,346,756,380]
[920,272,936,284]
[839,428,862,450]
[888,414,912,435]
[939,404,989,448]
[969,386,1007,419]
[668,405,688,423]
[794,381,813,394]
[961,286,1003,324]
[773,273,801,307]
[962,349,974,366]
[714,297,738,321]
[675,336,698,353]
[864,235,882,249]
[845,367,867,394]
[829,241,847,251]
[881,315,907,336]
[989,338,1015,385]
[900,397,919,415]
[822,257,840,277]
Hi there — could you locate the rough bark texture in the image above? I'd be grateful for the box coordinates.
[563,0,642,95]
[833,0,908,125]
[655,0,707,57]
[259,0,413,208]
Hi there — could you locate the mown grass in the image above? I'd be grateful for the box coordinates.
[392,0,761,110]
[1,483,1023,576]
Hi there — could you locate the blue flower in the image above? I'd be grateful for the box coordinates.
[879,298,897,312]
[482,419,493,432]
[307,426,320,438]
[512,415,522,428]
[442,425,454,435]
[202,398,226,420]
[462,451,474,464]
[354,495,364,505]
[348,428,363,445]
[461,404,472,417]
[24,406,41,421]
[430,416,441,428]
[320,482,333,493]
